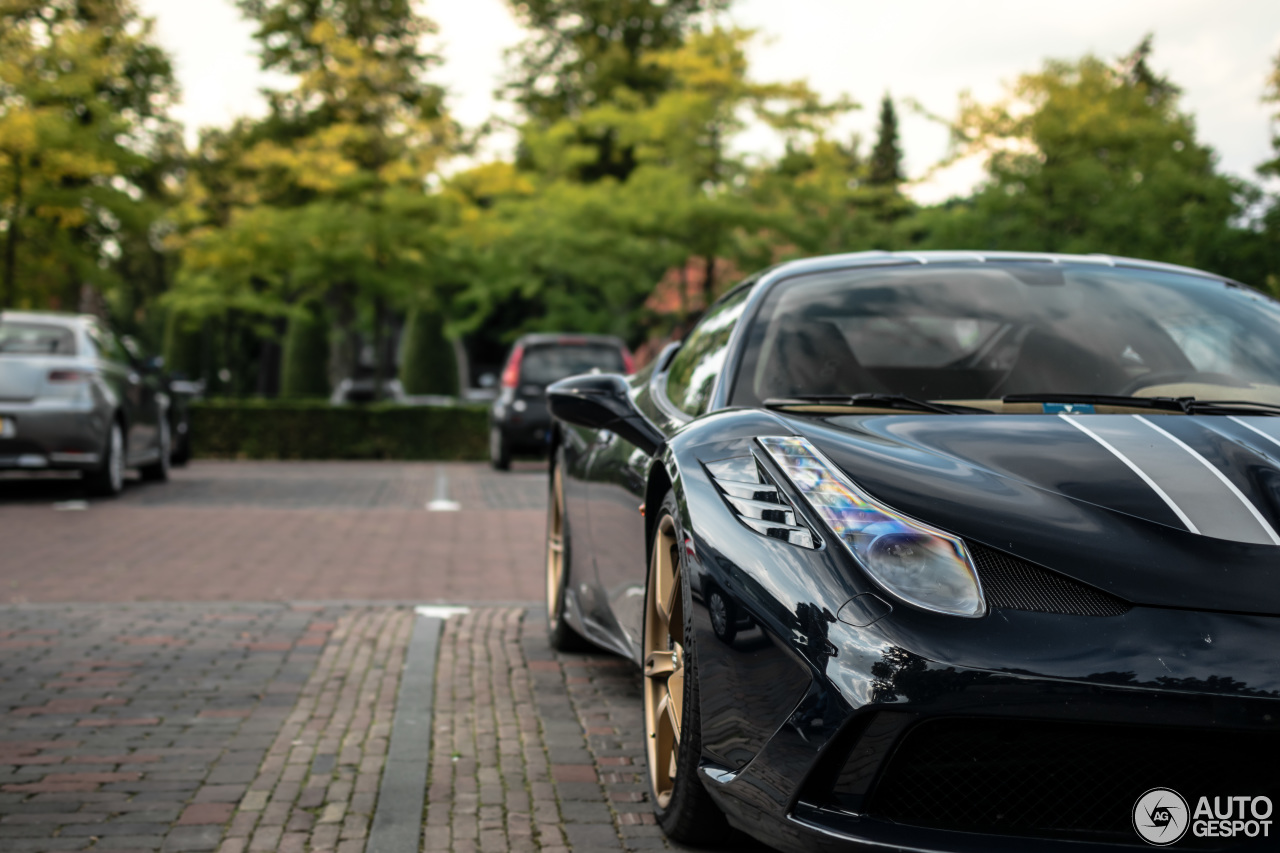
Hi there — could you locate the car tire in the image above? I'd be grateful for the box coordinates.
[140,418,170,482]
[644,491,730,843]
[546,456,592,652]
[84,422,125,498]
[707,585,738,645]
[170,418,191,467]
[490,425,511,471]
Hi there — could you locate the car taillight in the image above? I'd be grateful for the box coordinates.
[48,370,90,383]
[501,345,525,389]
[621,348,635,374]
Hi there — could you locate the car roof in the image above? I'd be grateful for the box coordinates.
[0,310,96,329]
[515,333,627,348]
[758,250,1233,285]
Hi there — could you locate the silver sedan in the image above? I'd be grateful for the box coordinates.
[0,311,170,496]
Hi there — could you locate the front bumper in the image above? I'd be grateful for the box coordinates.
[0,402,106,471]
[701,604,1280,852]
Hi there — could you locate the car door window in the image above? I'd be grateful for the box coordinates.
[664,287,751,416]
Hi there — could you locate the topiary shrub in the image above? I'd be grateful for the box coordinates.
[280,301,331,398]
[399,307,458,396]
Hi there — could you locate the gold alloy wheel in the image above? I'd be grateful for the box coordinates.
[643,514,686,809]
[546,465,566,626]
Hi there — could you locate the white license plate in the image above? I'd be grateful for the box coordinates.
[0,417,13,438]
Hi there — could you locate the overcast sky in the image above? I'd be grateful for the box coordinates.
[138,0,1280,203]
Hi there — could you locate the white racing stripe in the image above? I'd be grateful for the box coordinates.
[1227,415,1280,453]
[1057,414,1199,534]
[1133,415,1280,546]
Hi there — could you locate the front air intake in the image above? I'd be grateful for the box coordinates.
[865,718,1280,846]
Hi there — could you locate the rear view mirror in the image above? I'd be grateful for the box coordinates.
[547,373,663,456]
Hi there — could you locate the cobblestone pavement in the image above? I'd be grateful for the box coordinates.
[0,463,546,604]
[426,608,769,853]
[0,463,778,852]
[1,604,775,852]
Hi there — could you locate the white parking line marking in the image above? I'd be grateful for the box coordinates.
[414,605,471,619]
[426,466,460,512]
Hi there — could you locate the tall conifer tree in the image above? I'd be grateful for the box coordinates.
[867,95,904,187]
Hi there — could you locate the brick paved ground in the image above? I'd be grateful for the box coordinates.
[0,463,778,852]
[1,604,773,852]
[0,463,545,603]
[0,603,351,852]
[427,608,769,853]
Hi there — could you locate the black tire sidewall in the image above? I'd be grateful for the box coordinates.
[491,425,511,470]
[546,448,590,651]
[85,422,124,497]
[140,418,170,482]
[650,491,729,842]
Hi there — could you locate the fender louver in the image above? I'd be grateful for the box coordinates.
[705,456,817,549]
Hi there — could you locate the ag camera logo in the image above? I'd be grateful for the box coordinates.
[1132,789,1275,845]
[1133,788,1189,846]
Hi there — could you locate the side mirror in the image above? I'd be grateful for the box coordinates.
[547,373,663,456]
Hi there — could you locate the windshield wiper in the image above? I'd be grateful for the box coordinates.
[763,394,988,415]
[1003,393,1280,416]
[1185,399,1280,416]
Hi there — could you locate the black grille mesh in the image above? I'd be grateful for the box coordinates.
[866,719,1280,846]
[969,542,1130,616]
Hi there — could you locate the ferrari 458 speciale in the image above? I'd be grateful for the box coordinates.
[545,251,1280,852]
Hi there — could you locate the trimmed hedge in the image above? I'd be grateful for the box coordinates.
[191,400,489,460]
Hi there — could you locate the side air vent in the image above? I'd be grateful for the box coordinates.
[705,456,817,549]
[968,542,1131,617]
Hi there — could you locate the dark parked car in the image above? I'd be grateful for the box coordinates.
[545,251,1280,852]
[488,333,632,469]
[0,311,171,495]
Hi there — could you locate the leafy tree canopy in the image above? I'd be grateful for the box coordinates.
[0,0,180,314]
[913,38,1246,277]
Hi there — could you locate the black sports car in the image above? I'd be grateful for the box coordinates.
[544,251,1280,852]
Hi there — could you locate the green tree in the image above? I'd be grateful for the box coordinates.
[743,135,908,263]
[505,0,730,183]
[911,38,1246,276]
[1253,50,1280,293]
[474,27,848,341]
[170,0,455,397]
[280,301,331,397]
[399,306,457,396]
[0,0,179,312]
[867,95,904,187]
[1265,50,1280,179]
[161,310,204,379]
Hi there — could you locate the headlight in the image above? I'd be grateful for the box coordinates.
[759,436,986,618]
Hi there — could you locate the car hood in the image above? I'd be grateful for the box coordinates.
[783,412,1280,615]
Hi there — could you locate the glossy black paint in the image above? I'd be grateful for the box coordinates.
[546,251,1280,853]
[547,373,664,457]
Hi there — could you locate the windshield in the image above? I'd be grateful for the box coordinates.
[519,343,626,386]
[729,263,1280,408]
[0,321,77,356]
